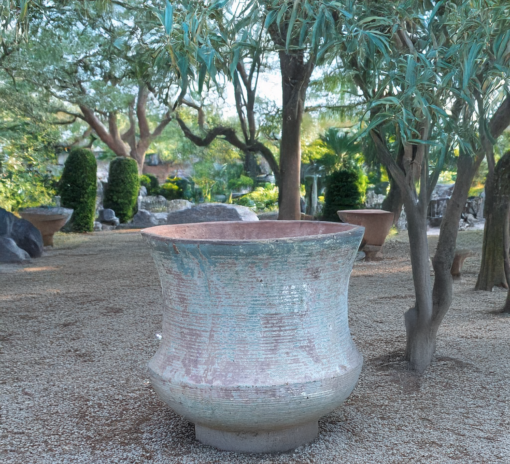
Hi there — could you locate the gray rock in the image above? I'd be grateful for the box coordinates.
[166,203,259,225]
[167,199,193,213]
[11,218,44,258]
[97,208,120,226]
[355,251,366,261]
[257,212,279,220]
[139,186,147,197]
[466,213,476,227]
[0,236,30,263]
[130,209,159,228]
[93,221,103,231]
[0,208,15,236]
[153,212,169,224]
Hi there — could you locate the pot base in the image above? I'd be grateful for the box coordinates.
[195,421,318,453]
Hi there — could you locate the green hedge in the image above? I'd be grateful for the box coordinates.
[58,148,97,232]
[140,173,160,196]
[322,169,364,222]
[104,157,140,223]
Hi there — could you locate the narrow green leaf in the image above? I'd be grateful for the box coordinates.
[164,1,173,35]
[286,0,301,51]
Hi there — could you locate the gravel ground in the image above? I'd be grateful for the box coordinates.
[1,229,508,463]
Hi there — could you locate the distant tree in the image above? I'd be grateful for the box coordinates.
[0,4,174,172]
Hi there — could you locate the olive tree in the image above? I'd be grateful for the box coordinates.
[298,0,510,372]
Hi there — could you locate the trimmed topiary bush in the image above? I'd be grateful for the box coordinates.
[58,148,97,232]
[322,169,364,222]
[104,157,140,223]
[140,173,160,196]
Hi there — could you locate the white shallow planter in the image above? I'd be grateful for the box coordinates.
[142,221,364,453]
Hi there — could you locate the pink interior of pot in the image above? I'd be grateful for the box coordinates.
[142,220,360,243]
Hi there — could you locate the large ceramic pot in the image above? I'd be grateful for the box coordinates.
[142,221,364,453]
[19,207,73,246]
[337,209,394,260]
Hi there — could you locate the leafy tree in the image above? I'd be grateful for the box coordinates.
[0,3,175,172]
[303,0,510,372]
[0,79,61,211]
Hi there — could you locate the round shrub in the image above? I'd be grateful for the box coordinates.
[58,148,97,232]
[322,169,364,222]
[159,182,182,200]
[140,173,160,196]
[160,177,187,200]
[104,157,140,223]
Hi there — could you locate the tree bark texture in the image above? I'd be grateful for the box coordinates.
[277,50,313,220]
[403,196,437,372]
[476,151,510,290]
[381,145,405,224]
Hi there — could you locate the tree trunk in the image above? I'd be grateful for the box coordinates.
[403,197,436,372]
[476,151,510,290]
[504,202,510,313]
[244,152,259,179]
[277,51,313,220]
[381,144,405,223]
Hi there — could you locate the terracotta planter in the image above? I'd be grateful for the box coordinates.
[142,221,364,453]
[337,209,394,260]
[19,207,73,246]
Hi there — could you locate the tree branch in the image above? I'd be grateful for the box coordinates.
[136,85,151,140]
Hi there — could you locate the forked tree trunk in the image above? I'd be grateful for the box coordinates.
[476,151,510,290]
[277,51,313,220]
[403,151,483,372]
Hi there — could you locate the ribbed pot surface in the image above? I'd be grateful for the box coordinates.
[142,221,364,450]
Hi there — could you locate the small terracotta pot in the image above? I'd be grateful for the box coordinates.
[337,209,394,259]
[19,208,73,246]
[142,221,364,453]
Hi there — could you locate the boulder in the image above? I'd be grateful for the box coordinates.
[139,185,148,197]
[166,203,259,225]
[0,236,30,263]
[130,209,159,228]
[167,199,193,213]
[466,213,476,227]
[93,221,103,231]
[0,208,15,236]
[97,208,120,226]
[11,218,44,258]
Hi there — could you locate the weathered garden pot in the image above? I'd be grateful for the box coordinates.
[142,221,364,453]
[337,209,394,260]
[19,207,73,246]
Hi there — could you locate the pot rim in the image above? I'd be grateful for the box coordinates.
[337,209,394,216]
[19,207,74,216]
[141,220,364,245]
